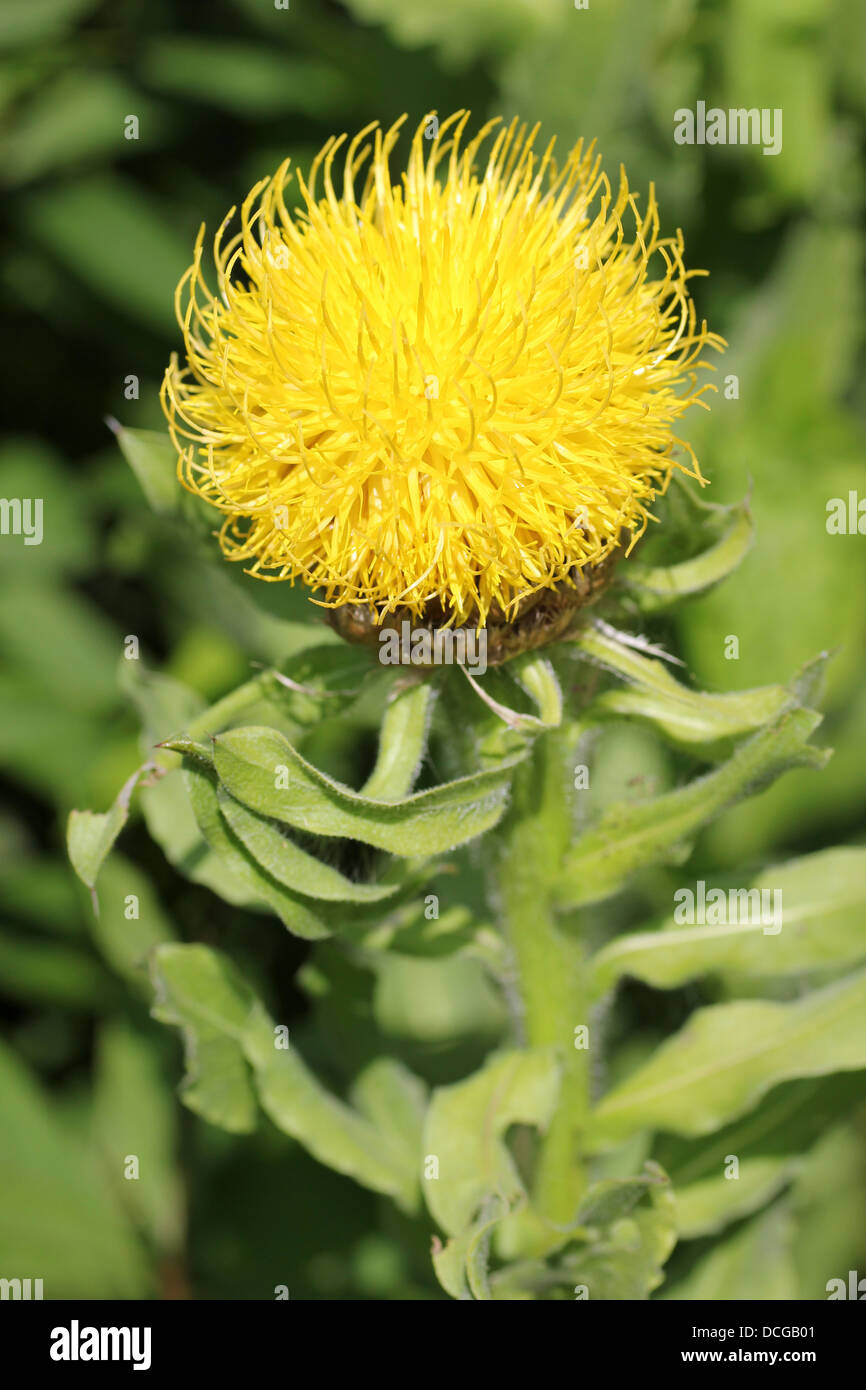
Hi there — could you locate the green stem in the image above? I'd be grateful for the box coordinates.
[496,726,590,1227]
[186,672,273,740]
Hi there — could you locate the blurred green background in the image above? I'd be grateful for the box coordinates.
[0,0,864,1299]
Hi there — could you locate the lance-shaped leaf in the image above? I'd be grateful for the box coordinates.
[587,968,866,1149]
[113,423,180,516]
[654,1073,864,1239]
[621,499,754,613]
[432,1198,507,1301]
[572,1164,671,1230]
[217,787,413,903]
[67,763,153,892]
[93,1021,184,1254]
[661,1200,797,1301]
[675,1157,795,1243]
[149,943,259,1134]
[423,1049,560,1240]
[513,654,564,727]
[151,943,422,1208]
[85,853,175,990]
[199,725,523,856]
[589,846,866,998]
[119,662,259,906]
[490,1167,677,1301]
[349,1057,427,1177]
[573,621,796,753]
[425,1050,561,1299]
[140,770,256,908]
[556,707,829,908]
[0,1040,150,1297]
[184,761,332,939]
[125,658,375,908]
[561,1164,677,1301]
[359,679,435,800]
[463,653,563,734]
[244,1003,422,1211]
[114,422,216,535]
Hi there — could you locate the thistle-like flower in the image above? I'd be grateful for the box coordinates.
[162,112,721,641]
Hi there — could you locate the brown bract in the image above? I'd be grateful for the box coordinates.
[328,543,621,666]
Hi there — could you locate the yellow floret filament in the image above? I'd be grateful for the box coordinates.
[162,111,722,625]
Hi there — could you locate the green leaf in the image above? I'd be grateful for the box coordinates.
[217,787,409,904]
[423,1049,560,1239]
[93,1021,183,1253]
[512,653,564,727]
[573,1166,670,1230]
[0,71,168,186]
[463,653,564,734]
[622,500,754,612]
[0,1039,149,1297]
[589,847,866,997]
[150,943,259,1134]
[557,707,829,908]
[122,663,301,908]
[267,644,376,728]
[373,952,508,1044]
[493,1160,677,1299]
[0,0,96,48]
[67,764,150,890]
[0,933,114,1010]
[360,679,434,800]
[340,0,558,68]
[662,1201,797,1301]
[249,1024,422,1209]
[655,1074,865,1239]
[564,1164,676,1300]
[355,899,478,958]
[151,943,422,1207]
[675,1158,794,1243]
[121,661,206,748]
[140,37,348,118]
[22,174,189,333]
[203,724,523,856]
[184,761,332,939]
[139,769,255,907]
[574,621,796,754]
[113,424,180,516]
[432,1199,506,1301]
[588,968,866,1148]
[349,1057,428,1179]
[84,852,175,986]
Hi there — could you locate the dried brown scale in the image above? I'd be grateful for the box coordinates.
[326,543,622,666]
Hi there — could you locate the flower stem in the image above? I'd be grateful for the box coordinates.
[496,726,591,1227]
[186,672,273,740]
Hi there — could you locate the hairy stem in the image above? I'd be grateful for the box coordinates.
[186,672,273,740]
[497,725,590,1226]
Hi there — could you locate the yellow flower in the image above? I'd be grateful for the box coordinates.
[162,112,722,627]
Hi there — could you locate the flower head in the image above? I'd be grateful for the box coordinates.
[162,112,722,627]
